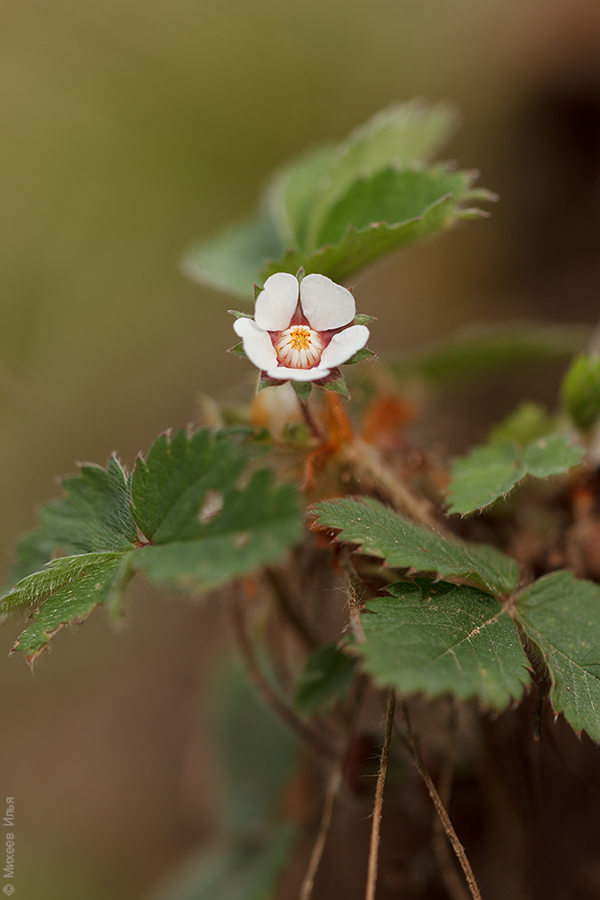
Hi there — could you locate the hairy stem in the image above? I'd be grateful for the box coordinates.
[401,702,482,900]
[365,690,396,900]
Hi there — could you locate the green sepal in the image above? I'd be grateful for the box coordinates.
[344,347,376,365]
[291,380,312,400]
[228,309,254,319]
[353,313,376,326]
[229,342,248,359]
[320,373,350,398]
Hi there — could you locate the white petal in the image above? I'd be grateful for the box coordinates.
[299,273,355,331]
[266,365,331,382]
[320,325,370,368]
[234,318,278,370]
[254,272,299,331]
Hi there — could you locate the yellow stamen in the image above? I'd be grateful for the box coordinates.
[288,327,311,350]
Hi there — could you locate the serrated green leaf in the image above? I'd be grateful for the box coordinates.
[305,100,458,249]
[182,208,284,302]
[131,429,248,543]
[563,353,600,433]
[314,165,475,249]
[314,496,519,596]
[447,433,584,515]
[39,456,137,555]
[4,552,131,663]
[261,189,471,286]
[517,571,600,741]
[448,441,527,515]
[134,467,302,591]
[2,429,302,661]
[357,579,529,708]
[183,102,488,299]
[293,644,358,715]
[523,434,584,478]
[389,322,589,384]
[490,402,559,447]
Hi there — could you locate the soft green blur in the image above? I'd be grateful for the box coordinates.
[2,0,600,897]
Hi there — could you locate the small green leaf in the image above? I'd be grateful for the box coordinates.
[490,402,559,447]
[357,579,530,708]
[523,434,584,478]
[447,433,584,515]
[448,441,527,515]
[389,322,589,384]
[314,496,519,596]
[563,353,600,434]
[182,209,284,302]
[517,571,600,742]
[294,644,358,715]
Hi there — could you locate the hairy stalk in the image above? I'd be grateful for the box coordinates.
[340,551,366,644]
[365,690,396,900]
[225,582,337,762]
[299,751,344,900]
[343,437,441,530]
[401,702,482,900]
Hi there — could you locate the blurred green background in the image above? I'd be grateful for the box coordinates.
[2,0,600,897]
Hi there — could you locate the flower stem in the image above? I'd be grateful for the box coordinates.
[298,395,325,442]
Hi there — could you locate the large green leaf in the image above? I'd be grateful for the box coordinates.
[314,496,519,596]
[447,433,584,515]
[388,322,588,384]
[562,353,600,434]
[183,101,489,299]
[517,571,600,742]
[358,580,530,708]
[1,429,302,662]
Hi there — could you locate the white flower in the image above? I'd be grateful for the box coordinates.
[233,272,370,383]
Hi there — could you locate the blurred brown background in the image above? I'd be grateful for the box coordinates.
[2,0,600,897]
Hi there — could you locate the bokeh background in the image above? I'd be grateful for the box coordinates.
[2,1,600,897]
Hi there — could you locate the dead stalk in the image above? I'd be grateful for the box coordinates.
[401,702,482,900]
[365,690,396,900]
